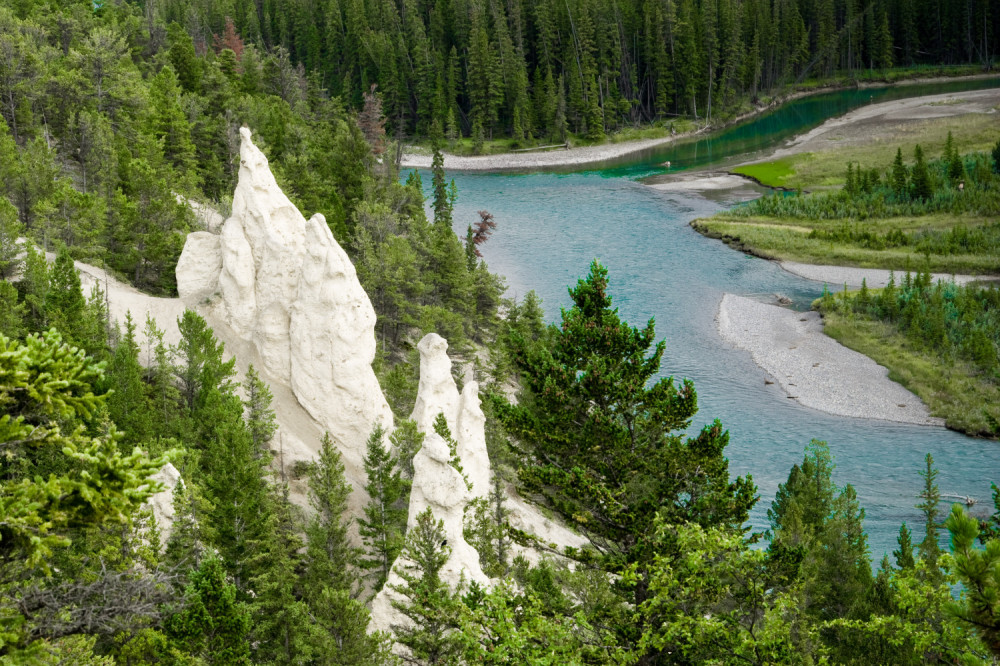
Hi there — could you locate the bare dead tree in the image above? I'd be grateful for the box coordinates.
[16,564,180,641]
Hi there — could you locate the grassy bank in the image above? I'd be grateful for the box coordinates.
[692,214,1000,275]
[732,113,1000,190]
[819,311,999,437]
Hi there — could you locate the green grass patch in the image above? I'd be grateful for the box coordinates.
[737,113,999,191]
[692,214,1000,275]
[731,159,797,187]
[820,311,999,437]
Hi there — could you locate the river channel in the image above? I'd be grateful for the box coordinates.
[417,77,1000,558]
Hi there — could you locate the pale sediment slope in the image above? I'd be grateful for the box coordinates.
[779,261,990,288]
[717,293,944,426]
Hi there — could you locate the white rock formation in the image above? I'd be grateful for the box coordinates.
[369,334,492,636]
[146,463,182,542]
[175,127,393,449]
[176,232,221,302]
[409,333,491,496]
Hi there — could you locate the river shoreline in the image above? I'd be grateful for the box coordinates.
[400,72,999,172]
[716,293,944,426]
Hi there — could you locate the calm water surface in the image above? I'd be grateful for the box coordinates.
[416,78,1000,558]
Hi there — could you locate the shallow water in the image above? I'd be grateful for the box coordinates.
[413,78,1000,559]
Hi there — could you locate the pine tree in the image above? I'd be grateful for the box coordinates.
[242,364,277,457]
[0,280,25,339]
[894,522,915,569]
[910,145,934,201]
[891,147,908,197]
[105,313,152,448]
[431,148,452,228]
[916,453,942,578]
[200,388,274,594]
[358,424,409,592]
[390,508,463,664]
[167,557,252,664]
[45,248,86,346]
[0,199,22,280]
[303,433,391,663]
[304,433,358,596]
[174,310,236,413]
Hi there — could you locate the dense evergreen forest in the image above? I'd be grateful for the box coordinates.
[146,0,1000,141]
[2,0,1000,663]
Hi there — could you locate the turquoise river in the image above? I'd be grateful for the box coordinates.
[417,77,1000,558]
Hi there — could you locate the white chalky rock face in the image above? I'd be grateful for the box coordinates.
[409,333,492,497]
[370,334,493,637]
[176,232,221,301]
[146,463,182,542]
[456,382,490,496]
[176,127,392,447]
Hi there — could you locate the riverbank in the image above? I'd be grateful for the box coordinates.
[401,72,1000,172]
[778,261,993,288]
[716,293,944,426]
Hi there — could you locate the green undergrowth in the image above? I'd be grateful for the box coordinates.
[819,311,999,437]
[692,214,1000,275]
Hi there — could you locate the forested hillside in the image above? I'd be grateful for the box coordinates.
[148,0,999,141]
[3,0,1000,663]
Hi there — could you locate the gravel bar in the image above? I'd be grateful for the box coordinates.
[778,261,991,288]
[717,293,944,426]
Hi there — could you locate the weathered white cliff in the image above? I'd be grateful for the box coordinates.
[146,463,182,541]
[409,333,491,496]
[176,127,393,450]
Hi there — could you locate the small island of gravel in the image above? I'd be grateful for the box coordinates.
[716,294,944,426]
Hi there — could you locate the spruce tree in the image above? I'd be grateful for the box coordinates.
[358,424,409,592]
[916,453,942,578]
[390,508,463,665]
[303,433,391,663]
[167,557,252,665]
[45,248,86,346]
[105,313,152,448]
[891,147,908,197]
[910,145,933,201]
[893,522,915,569]
[242,364,277,457]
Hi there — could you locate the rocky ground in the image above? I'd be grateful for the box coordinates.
[716,294,944,426]
[778,261,992,288]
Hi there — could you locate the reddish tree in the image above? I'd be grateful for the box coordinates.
[470,210,496,257]
[213,17,245,60]
[358,84,386,156]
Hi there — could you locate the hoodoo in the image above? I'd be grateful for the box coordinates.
[176,127,393,449]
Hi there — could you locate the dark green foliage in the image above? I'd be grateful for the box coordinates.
[916,453,943,577]
[390,508,463,665]
[358,424,409,592]
[768,440,872,624]
[894,522,916,570]
[944,504,1000,657]
[493,261,756,658]
[496,261,756,571]
[105,313,152,448]
[242,364,276,456]
[744,143,1000,222]
[819,277,1000,435]
[910,145,934,201]
[167,557,252,664]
